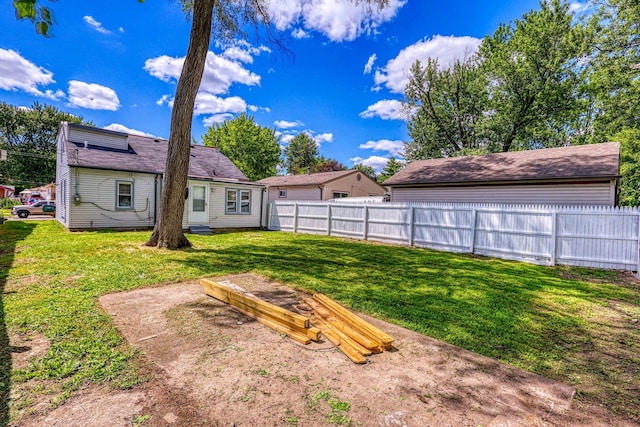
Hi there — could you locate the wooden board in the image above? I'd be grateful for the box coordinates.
[312,294,394,350]
[201,279,310,329]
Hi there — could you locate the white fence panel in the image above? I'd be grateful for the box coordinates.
[330,205,366,238]
[268,202,296,231]
[474,210,553,264]
[413,206,474,252]
[367,205,412,244]
[296,203,330,235]
[556,210,639,270]
[268,201,640,272]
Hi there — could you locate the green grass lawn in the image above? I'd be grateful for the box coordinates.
[1,220,639,423]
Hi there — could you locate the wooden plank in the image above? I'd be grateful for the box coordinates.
[230,296,320,342]
[201,279,309,329]
[304,298,382,352]
[314,316,373,356]
[231,303,311,345]
[312,294,394,350]
[311,317,367,364]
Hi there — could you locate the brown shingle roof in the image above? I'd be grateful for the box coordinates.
[64,124,249,182]
[257,170,357,186]
[384,143,620,187]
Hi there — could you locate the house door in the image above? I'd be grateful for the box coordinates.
[188,183,208,224]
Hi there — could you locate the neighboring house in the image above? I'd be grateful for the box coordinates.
[384,142,620,206]
[258,170,385,202]
[0,184,15,199]
[56,122,266,231]
[19,183,56,202]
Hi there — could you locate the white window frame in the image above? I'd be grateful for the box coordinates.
[278,189,287,198]
[116,181,134,210]
[332,191,349,199]
[226,188,251,215]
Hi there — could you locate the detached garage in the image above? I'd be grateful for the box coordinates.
[385,143,620,206]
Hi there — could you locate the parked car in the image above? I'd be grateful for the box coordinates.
[12,200,56,218]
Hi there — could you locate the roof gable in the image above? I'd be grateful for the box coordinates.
[258,170,360,186]
[61,123,249,182]
[384,143,620,186]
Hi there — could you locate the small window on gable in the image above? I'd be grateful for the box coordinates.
[226,188,251,214]
[278,189,287,198]
[332,192,349,199]
[117,181,133,209]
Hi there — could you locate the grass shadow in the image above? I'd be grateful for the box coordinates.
[0,221,37,426]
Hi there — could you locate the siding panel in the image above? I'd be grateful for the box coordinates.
[392,182,615,206]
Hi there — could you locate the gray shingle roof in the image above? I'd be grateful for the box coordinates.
[257,170,358,186]
[64,124,249,182]
[384,143,620,186]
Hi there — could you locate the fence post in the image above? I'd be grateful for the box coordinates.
[293,203,299,233]
[637,213,640,278]
[469,209,477,253]
[267,202,272,230]
[409,206,416,246]
[363,205,369,240]
[327,204,332,236]
[550,211,558,266]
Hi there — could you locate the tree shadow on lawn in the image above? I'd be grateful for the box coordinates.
[0,221,37,426]
[176,233,640,422]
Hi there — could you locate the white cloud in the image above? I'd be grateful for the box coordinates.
[103,123,156,137]
[193,93,247,116]
[359,99,405,120]
[291,28,310,39]
[223,46,254,63]
[268,0,407,42]
[275,120,304,129]
[314,132,333,144]
[156,94,171,106]
[349,155,390,172]
[364,53,377,74]
[67,80,120,111]
[203,113,235,126]
[569,2,590,13]
[374,35,481,93]
[144,50,262,95]
[83,16,111,35]
[277,132,296,145]
[0,49,64,100]
[359,139,404,157]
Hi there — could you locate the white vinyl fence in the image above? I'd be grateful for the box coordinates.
[267,201,640,272]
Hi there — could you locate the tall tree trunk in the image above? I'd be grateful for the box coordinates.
[145,0,215,249]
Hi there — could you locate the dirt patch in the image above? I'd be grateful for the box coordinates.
[14,273,636,426]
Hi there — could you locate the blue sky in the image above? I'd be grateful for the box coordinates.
[0,0,588,173]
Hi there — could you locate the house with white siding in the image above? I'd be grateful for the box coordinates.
[384,143,620,205]
[55,122,266,231]
[258,170,385,202]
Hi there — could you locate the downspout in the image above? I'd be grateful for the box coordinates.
[153,174,160,226]
[259,186,266,229]
[318,184,324,200]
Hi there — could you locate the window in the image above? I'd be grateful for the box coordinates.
[226,188,251,214]
[332,192,349,199]
[117,181,133,209]
[278,189,287,198]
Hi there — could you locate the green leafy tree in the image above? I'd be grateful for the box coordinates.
[312,156,346,173]
[404,57,489,160]
[201,113,280,181]
[13,0,391,249]
[615,129,640,206]
[584,0,640,142]
[378,157,403,183]
[478,0,587,152]
[352,163,377,180]
[0,102,85,192]
[283,132,319,175]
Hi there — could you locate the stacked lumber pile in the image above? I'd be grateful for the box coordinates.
[200,279,393,364]
[301,294,394,364]
[201,279,321,344]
